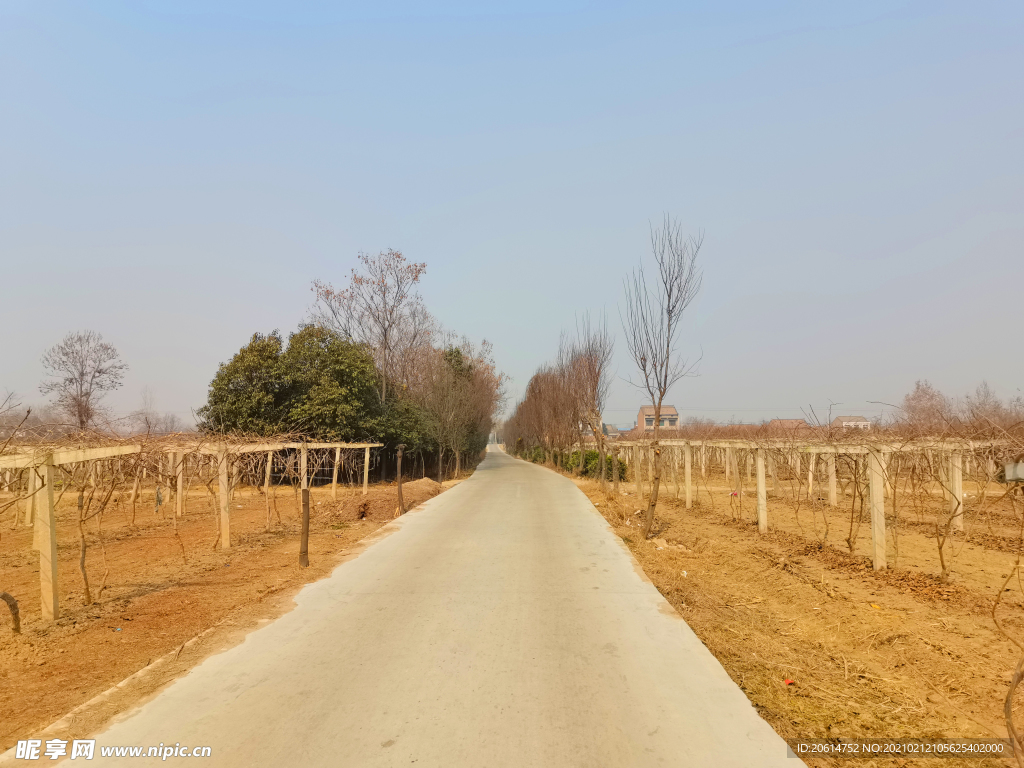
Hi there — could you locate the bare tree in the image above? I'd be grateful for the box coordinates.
[621,215,703,538]
[410,335,505,481]
[130,387,185,435]
[573,313,614,488]
[40,331,127,431]
[413,342,465,482]
[311,250,434,406]
[900,380,954,433]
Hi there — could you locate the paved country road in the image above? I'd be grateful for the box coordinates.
[89,447,799,767]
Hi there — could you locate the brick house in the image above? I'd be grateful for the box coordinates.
[637,405,679,431]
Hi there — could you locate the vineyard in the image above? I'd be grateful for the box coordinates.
[0,435,394,625]
[511,434,1024,766]
[0,434,466,751]
[611,436,1022,577]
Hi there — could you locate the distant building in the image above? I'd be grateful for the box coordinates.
[637,405,679,431]
[603,424,621,440]
[831,415,871,431]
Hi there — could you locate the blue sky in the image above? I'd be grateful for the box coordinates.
[1,1,1021,428]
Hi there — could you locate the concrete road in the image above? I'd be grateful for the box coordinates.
[93,447,798,767]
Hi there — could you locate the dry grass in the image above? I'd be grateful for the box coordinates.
[576,474,1023,768]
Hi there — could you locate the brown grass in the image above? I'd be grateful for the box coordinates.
[575,474,1023,768]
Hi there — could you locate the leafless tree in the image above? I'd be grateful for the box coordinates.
[414,343,464,482]
[311,250,434,406]
[621,215,703,538]
[569,314,614,488]
[130,387,185,435]
[410,335,505,480]
[40,330,127,431]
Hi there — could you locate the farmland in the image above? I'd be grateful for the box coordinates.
[0,448,454,753]
[563,450,1024,768]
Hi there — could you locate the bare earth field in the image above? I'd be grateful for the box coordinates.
[0,477,450,753]
[572,468,1024,768]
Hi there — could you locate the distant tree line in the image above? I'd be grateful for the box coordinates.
[197,250,505,480]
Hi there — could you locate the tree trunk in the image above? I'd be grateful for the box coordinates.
[455,450,461,479]
[265,452,273,531]
[437,446,444,483]
[78,518,92,605]
[0,592,19,633]
[643,415,663,539]
[129,474,140,526]
[299,488,310,567]
[396,446,406,515]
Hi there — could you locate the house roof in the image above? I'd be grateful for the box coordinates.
[831,415,870,426]
[638,405,679,417]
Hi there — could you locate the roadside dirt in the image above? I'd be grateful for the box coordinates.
[573,474,1024,768]
[0,477,450,753]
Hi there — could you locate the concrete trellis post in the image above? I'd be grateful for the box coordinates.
[634,446,642,498]
[746,453,753,483]
[332,447,341,500]
[732,450,742,501]
[867,450,887,571]
[612,446,620,495]
[39,461,59,621]
[218,450,231,550]
[672,447,680,499]
[807,452,817,500]
[166,452,175,506]
[683,443,692,509]
[755,448,767,534]
[362,446,370,496]
[724,448,731,482]
[950,452,964,532]
[827,454,837,507]
[26,467,37,532]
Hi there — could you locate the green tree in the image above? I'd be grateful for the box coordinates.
[281,326,380,439]
[197,332,288,434]
[197,327,382,440]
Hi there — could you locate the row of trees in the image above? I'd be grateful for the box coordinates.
[5,251,503,481]
[504,215,704,538]
[198,250,505,480]
[898,380,1024,436]
[502,316,614,480]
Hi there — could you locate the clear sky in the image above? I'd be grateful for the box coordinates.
[1,1,1021,429]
